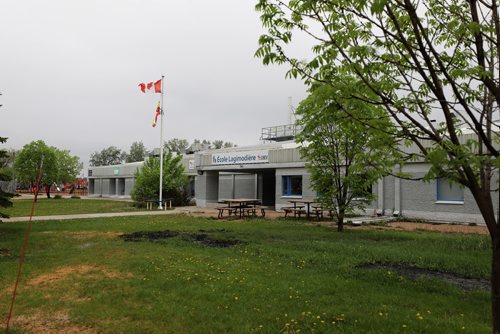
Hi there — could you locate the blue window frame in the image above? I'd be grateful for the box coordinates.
[436,178,464,202]
[282,175,302,196]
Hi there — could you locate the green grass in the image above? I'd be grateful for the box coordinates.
[0,215,491,333]
[4,198,139,217]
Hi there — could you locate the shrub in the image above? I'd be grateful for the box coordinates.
[130,153,189,206]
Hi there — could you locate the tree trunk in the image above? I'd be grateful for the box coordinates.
[337,211,344,232]
[493,231,500,334]
[45,185,51,199]
[472,190,500,334]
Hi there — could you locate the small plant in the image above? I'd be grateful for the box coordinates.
[71,195,81,199]
[53,194,63,199]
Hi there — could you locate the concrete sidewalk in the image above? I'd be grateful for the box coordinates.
[1,206,211,222]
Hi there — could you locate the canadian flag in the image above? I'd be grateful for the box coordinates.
[139,79,162,93]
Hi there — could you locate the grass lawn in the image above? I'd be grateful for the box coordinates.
[4,198,139,217]
[0,215,491,333]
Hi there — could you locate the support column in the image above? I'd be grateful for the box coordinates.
[394,165,401,216]
[377,179,384,215]
[231,174,236,199]
[254,174,258,199]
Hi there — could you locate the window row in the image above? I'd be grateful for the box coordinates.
[281,175,464,203]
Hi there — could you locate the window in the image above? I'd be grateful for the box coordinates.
[282,175,302,197]
[436,178,464,202]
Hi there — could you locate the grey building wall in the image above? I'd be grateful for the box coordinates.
[195,171,219,207]
[101,179,111,196]
[218,174,233,199]
[383,175,395,215]
[124,178,134,196]
[234,174,256,199]
[181,154,197,176]
[372,163,497,224]
[88,162,143,198]
[275,167,313,211]
[215,173,258,201]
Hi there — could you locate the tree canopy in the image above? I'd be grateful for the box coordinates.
[164,138,190,155]
[14,140,82,198]
[126,141,147,163]
[165,138,237,154]
[296,82,399,231]
[90,146,127,166]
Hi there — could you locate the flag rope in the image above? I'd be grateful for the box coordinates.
[4,159,43,334]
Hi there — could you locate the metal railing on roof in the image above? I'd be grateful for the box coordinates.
[260,124,302,142]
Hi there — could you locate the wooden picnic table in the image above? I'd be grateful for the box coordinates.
[287,198,318,219]
[219,198,261,218]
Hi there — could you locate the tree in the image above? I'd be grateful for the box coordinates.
[0,136,14,220]
[255,0,500,330]
[55,149,83,184]
[212,140,236,149]
[212,140,224,149]
[127,141,147,162]
[164,138,189,155]
[296,83,399,231]
[14,140,82,198]
[130,152,189,206]
[0,148,17,180]
[89,146,127,166]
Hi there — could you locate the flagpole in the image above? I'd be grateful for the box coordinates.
[158,75,165,210]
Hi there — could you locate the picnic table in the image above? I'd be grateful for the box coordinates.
[217,198,261,218]
[286,198,318,219]
[145,198,173,210]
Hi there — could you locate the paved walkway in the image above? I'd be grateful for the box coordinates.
[2,206,210,222]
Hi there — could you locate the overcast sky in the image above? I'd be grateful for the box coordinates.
[0,0,308,174]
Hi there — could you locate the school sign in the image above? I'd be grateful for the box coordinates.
[211,150,269,165]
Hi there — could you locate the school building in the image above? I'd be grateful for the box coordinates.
[87,126,496,225]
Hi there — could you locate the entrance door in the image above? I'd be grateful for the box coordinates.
[262,172,276,207]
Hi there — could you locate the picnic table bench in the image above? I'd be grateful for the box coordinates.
[216,206,238,218]
[145,198,173,210]
[215,200,274,219]
[238,205,271,217]
[311,205,335,220]
[282,206,306,218]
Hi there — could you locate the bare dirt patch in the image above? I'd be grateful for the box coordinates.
[311,220,489,235]
[385,222,489,235]
[9,310,97,334]
[28,265,131,286]
[121,229,243,248]
[361,262,489,290]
